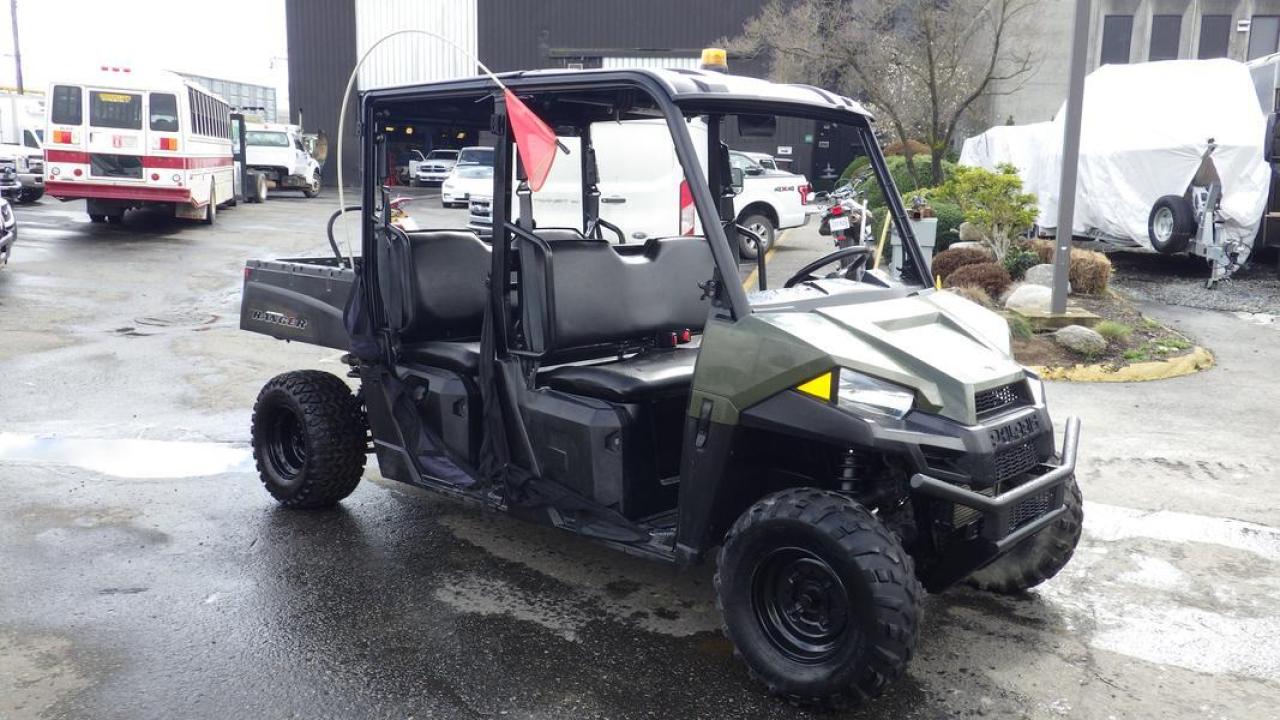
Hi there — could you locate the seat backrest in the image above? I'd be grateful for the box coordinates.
[521,235,714,353]
[402,230,491,342]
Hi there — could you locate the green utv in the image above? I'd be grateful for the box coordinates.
[240,66,1083,707]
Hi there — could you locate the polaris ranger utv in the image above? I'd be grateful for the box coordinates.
[240,66,1082,707]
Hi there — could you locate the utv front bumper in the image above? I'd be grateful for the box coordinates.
[911,416,1079,549]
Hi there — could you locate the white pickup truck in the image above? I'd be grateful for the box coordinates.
[244,122,322,198]
[466,119,810,257]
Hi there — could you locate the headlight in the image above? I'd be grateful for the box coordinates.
[796,368,915,419]
[1025,373,1045,406]
[15,156,26,171]
[837,369,915,418]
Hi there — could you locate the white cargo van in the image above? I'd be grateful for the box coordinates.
[467,119,810,256]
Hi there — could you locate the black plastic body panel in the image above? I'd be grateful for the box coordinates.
[240,258,355,350]
[399,365,481,468]
[521,388,679,520]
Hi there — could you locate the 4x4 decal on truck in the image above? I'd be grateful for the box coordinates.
[250,308,308,331]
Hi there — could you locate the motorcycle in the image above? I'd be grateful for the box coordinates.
[816,178,874,266]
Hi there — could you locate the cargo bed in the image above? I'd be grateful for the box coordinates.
[240,257,357,350]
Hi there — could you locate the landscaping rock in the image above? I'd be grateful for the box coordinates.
[1005,283,1052,313]
[958,222,987,243]
[1053,324,1107,355]
[1023,263,1071,292]
[947,241,987,252]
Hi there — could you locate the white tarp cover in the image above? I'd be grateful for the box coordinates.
[960,59,1269,256]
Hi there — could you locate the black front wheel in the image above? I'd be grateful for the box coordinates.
[716,488,922,708]
[968,476,1083,594]
[251,370,367,508]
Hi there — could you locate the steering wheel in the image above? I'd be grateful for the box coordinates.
[783,246,873,288]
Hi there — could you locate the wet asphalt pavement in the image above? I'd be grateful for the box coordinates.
[2,193,1279,719]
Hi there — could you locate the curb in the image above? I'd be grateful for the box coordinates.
[1031,346,1214,382]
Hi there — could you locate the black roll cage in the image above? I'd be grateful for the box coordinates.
[356,70,932,355]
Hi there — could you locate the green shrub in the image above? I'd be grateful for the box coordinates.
[945,262,1013,298]
[1002,247,1040,280]
[926,164,1038,260]
[841,154,955,219]
[1094,320,1132,343]
[930,201,964,252]
[1007,314,1034,341]
[931,246,993,283]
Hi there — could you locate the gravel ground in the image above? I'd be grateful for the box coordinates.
[1104,247,1280,315]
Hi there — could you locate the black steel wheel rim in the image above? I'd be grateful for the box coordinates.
[266,406,307,485]
[751,546,850,664]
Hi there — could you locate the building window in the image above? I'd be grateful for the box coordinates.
[1199,14,1232,58]
[1101,15,1134,64]
[1149,15,1182,61]
[1249,16,1280,60]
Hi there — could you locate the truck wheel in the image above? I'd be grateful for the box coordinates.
[967,476,1083,594]
[252,175,268,203]
[203,185,217,225]
[303,172,321,198]
[1148,196,1195,254]
[17,187,42,204]
[737,213,775,259]
[251,370,367,509]
[716,488,922,708]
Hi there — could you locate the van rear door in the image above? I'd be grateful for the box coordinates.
[86,89,145,181]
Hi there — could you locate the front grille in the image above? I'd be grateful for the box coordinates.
[1008,489,1055,533]
[976,382,1022,417]
[952,486,995,527]
[994,441,1039,483]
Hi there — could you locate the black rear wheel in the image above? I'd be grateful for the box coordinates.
[716,488,922,708]
[251,370,367,508]
[1148,195,1196,254]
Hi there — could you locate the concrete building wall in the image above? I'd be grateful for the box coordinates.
[987,0,1280,131]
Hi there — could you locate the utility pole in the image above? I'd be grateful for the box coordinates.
[9,0,22,94]
[1052,0,1090,314]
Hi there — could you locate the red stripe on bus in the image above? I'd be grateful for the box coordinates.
[46,149,89,163]
[46,180,194,204]
[45,150,232,170]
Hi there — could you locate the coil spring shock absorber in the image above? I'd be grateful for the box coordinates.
[838,448,865,493]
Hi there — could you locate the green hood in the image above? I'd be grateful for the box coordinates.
[692,289,1025,425]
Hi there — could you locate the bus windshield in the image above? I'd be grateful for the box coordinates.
[90,91,142,130]
[245,131,290,147]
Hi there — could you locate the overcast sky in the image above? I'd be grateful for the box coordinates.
[0,0,289,106]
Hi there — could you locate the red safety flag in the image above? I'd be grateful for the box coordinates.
[504,88,559,191]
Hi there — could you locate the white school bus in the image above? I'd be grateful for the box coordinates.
[44,66,235,224]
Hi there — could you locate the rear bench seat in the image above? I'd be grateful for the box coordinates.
[395,228,715,405]
[523,233,715,401]
[396,229,490,371]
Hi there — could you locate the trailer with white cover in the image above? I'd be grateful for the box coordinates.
[961,59,1270,283]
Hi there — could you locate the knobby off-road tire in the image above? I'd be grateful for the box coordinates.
[251,370,367,509]
[967,476,1083,594]
[716,488,923,708]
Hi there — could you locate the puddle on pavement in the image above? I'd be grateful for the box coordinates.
[0,432,253,478]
